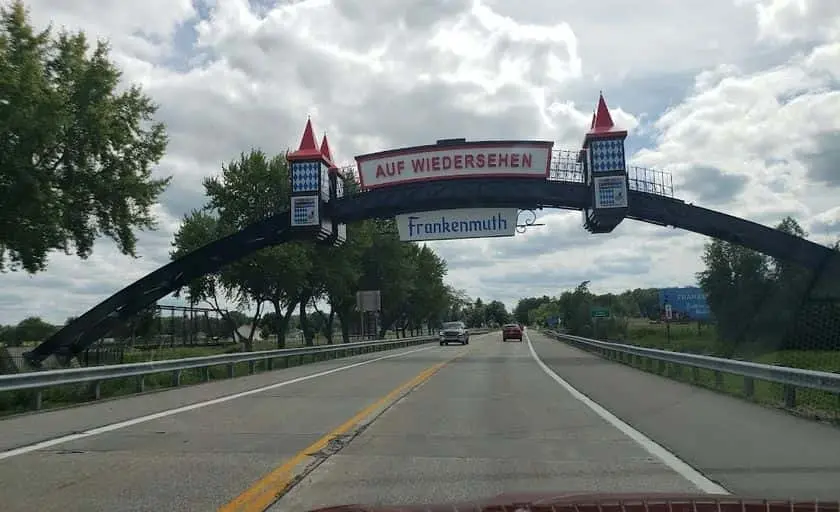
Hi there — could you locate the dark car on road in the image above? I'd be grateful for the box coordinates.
[439,321,469,345]
[502,323,523,342]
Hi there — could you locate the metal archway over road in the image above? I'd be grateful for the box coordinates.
[24,95,840,367]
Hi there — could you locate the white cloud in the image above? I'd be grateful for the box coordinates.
[2,0,840,324]
[748,0,840,43]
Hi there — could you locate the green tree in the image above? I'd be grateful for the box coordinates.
[357,219,418,337]
[207,150,311,349]
[318,214,375,343]
[170,209,242,339]
[697,237,772,351]
[529,300,561,327]
[483,300,510,326]
[696,215,840,353]
[444,287,471,322]
[513,296,551,325]
[171,150,310,350]
[0,324,14,344]
[403,244,449,334]
[463,297,486,328]
[557,281,596,336]
[13,316,57,343]
[0,1,169,273]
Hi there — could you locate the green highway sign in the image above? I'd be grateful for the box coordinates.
[590,307,610,319]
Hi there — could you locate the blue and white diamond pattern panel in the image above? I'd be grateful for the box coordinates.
[292,162,320,193]
[590,138,626,173]
[594,176,628,209]
[291,195,320,226]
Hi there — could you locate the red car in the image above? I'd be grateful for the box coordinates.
[502,323,522,342]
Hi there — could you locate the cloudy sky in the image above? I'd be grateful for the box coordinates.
[2,0,840,325]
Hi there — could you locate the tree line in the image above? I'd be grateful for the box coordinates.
[0,293,514,347]
[513,283,658,339]
[517,216,840,354]
[697,217,840,354]
[169,150,487,350]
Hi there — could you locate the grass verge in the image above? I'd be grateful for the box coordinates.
[558,320,840,424]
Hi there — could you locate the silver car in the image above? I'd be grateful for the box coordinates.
[439,321,470,346]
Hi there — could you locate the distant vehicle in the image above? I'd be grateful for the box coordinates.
[439,321,469,346]
[502,323,522,342]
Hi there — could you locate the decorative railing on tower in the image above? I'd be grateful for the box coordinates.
[546,149,674,197]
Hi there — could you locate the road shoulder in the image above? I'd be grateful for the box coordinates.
[528,331,840,499]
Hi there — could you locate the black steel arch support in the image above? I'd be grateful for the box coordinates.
[628,194,840,299]
[25,178,840,366]
[24,214,298,366]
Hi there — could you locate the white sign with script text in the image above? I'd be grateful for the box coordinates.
[396,208,519,242]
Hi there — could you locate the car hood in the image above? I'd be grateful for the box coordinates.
[306,492,829,512]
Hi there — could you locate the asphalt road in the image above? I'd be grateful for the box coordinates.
[0,331,838,512]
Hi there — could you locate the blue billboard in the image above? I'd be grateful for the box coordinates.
[658,287,711,321]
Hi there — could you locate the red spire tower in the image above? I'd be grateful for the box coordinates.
[580,92,629,234]
[288,118,322,160]
[288,118,334,241]
[319,133,336,169]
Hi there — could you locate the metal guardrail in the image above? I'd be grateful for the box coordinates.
[544,331,840,408]
[0,335,438,411]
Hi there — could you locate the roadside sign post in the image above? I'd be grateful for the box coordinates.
[590,307,610,319]
[664,302,672,344]
[590,307,610,339]
[356,290,382,340]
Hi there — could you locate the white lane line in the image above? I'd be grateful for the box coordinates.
[0,345,437,461]
[525,331,730,495]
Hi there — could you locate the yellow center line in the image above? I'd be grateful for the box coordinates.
[219,347,468,512]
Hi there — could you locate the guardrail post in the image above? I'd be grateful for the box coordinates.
[673,364,683,378]
[203,367,210,382]
[783,385,796,408]
[714,371,723,389]
[744,377,755,398]
[248,361,256,375]
[267,358,274,371]
[227,363,235,378]
[657,360,666,374]
[92,381,101,400]
[692,367,700,383]
[34,390,43,410]
[137,376,145,393]
[172,370,182,387]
